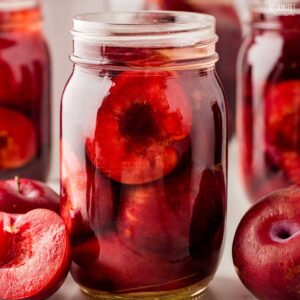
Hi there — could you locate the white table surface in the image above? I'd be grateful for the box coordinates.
[49,140,256,300]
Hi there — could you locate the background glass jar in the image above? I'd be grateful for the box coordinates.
[0,0,51,180]
[237,0,300,202]
[155,0,242,139]
[61,11,227,299]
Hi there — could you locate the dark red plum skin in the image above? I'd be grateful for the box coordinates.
[233,188,300,300]
[71,166,226,293]
[117,165,226,263]
[0,178,59,214]
[71,234,207,294]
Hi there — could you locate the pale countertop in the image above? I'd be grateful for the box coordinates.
[49,139,256,300]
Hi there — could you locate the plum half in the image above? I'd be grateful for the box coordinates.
[85,71,192,185]
[61,140,115,239]
[0,107,37,170]
[117,165,226,261]
[0,209,70,300]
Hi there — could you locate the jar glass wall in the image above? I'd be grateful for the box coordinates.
[154,0,242,139]
[61,11,227,299]
[237,0,300,202]
[0,0,51,180]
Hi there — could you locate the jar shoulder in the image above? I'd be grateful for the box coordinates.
[63,67,226,107]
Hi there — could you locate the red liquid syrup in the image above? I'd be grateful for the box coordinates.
[61,43,227,296]
[159,0,242,139]
[0,6,51,180]
[238,11,300,202]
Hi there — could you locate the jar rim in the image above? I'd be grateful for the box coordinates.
[72,11,217,48]
[0,0,38,11]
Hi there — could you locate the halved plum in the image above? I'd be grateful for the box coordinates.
[189,166,226,264]
[72,236,100,268]
[117,165,196,259]
[61,140,115,239]
[117,164,226,260]
[265,80,300,185]
[61,140,91,239]
[86,71,192,185]
[71,234,204,294]
[0,209,70,300]
[85,162,116,235]
[0,107,37,170]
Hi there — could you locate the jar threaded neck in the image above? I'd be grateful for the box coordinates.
[71,11,219,69]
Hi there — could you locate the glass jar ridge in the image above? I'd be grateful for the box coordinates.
[71,11,219,69]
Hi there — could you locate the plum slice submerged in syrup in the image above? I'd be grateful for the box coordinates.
[86,71,192,185]
[266,80,300,185]
[0,107,37,169]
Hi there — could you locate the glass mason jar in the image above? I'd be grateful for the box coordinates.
[156,0,242,139]
[61,11,227,299]
[0,0,51,180]
[237,0,300,202]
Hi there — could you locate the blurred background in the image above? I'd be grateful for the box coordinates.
[42,0,247,180]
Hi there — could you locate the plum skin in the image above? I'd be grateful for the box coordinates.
[232,188,300,300]
[0,178,60,214]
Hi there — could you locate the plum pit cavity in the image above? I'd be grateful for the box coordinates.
[270,221,300,243]
[120,103,159,142]
[0,225,32,268]
[0,132,9,149]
